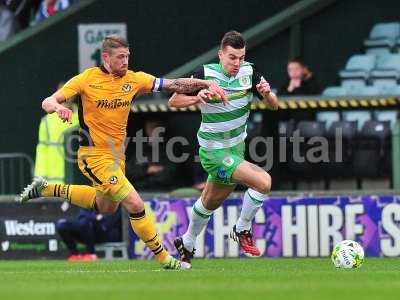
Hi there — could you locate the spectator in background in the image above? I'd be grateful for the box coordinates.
[57,207,122,261]
[34,82,78,183]
[126,119,178,191]
[2,0,40,29]
[278,58,321,96]
[0,3,19,41]
[33,0,69,24]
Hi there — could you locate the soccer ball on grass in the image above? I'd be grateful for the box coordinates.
[331,240,364,269]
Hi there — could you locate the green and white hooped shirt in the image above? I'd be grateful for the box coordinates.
[192,62,263,150]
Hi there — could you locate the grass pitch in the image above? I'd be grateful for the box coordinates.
[0,258,399,300]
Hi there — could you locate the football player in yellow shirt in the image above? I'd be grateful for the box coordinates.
[18,35,226,270]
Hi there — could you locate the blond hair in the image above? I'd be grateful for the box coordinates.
[102,35,129,54]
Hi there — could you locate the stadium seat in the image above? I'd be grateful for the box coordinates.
[370,54,400,89]
[342,110,372,130]
[339,55,376,86]
[374,110,398,129]
[364,22,400,55]
[353,120,392,179]
[325,121,358,178]
[279,119,296,137]
[344,84,366,96]
[316,111,340,129]
[387,85,400,95]
[322,86,347,97]
[341,79,367,89]
[372,53,400,72]
[277,119,296,189]
[357,85,382,96]
[287,121,326,183]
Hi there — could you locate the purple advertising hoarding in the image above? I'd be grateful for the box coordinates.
[128,195,400,258]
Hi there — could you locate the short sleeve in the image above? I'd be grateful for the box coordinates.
[136,72,156,94]
[59,72,86,101]
[251,65,264,100]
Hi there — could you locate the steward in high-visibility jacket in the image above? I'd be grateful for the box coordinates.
[34,104,78,183]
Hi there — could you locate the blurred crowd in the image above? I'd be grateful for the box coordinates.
[0,0,76,41]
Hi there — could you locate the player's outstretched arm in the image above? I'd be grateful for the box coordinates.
[168,89,215,108]
[162,78,227,104]
[168,93,199,108]
[42,91,72,123]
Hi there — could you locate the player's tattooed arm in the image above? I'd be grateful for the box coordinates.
[162,78,227,103]
[42,91,73,123]
[162,78,207,93]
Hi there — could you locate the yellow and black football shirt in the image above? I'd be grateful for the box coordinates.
[59,66,160,151]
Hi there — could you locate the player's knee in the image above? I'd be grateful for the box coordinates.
[122,193,144,213]
[94,197,119,214]
[255,172,271,195]
[102,205,119,214]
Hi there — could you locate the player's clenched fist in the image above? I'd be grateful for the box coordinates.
[56,106,72,123]
[256,77,271,97]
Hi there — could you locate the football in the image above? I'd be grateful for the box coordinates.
[331,240,365,269]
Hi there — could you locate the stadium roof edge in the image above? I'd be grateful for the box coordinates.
[163,0,338,78]
[0,0,97,55]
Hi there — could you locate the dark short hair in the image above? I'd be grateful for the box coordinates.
[288,57,306,67]
[220,31,246,49]
[102,35,129,54]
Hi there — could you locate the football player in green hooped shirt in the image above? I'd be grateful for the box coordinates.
[169,31,279,263]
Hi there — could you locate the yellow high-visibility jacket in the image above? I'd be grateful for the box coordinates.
[34,107,78,183]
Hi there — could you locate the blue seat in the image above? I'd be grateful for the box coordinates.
[342,110,372,130]
[325,121,358,178]
[287,121,326,181]
[353,120,392,178]
[339,55,376,86]
[364,22,400,55]
[345,85,365,96]
[357,86,382,96]
[316,111,340,129]
[387,85,400,95]
[322,86,347,97]
[370,54,400,88]
[374,110,398,130]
